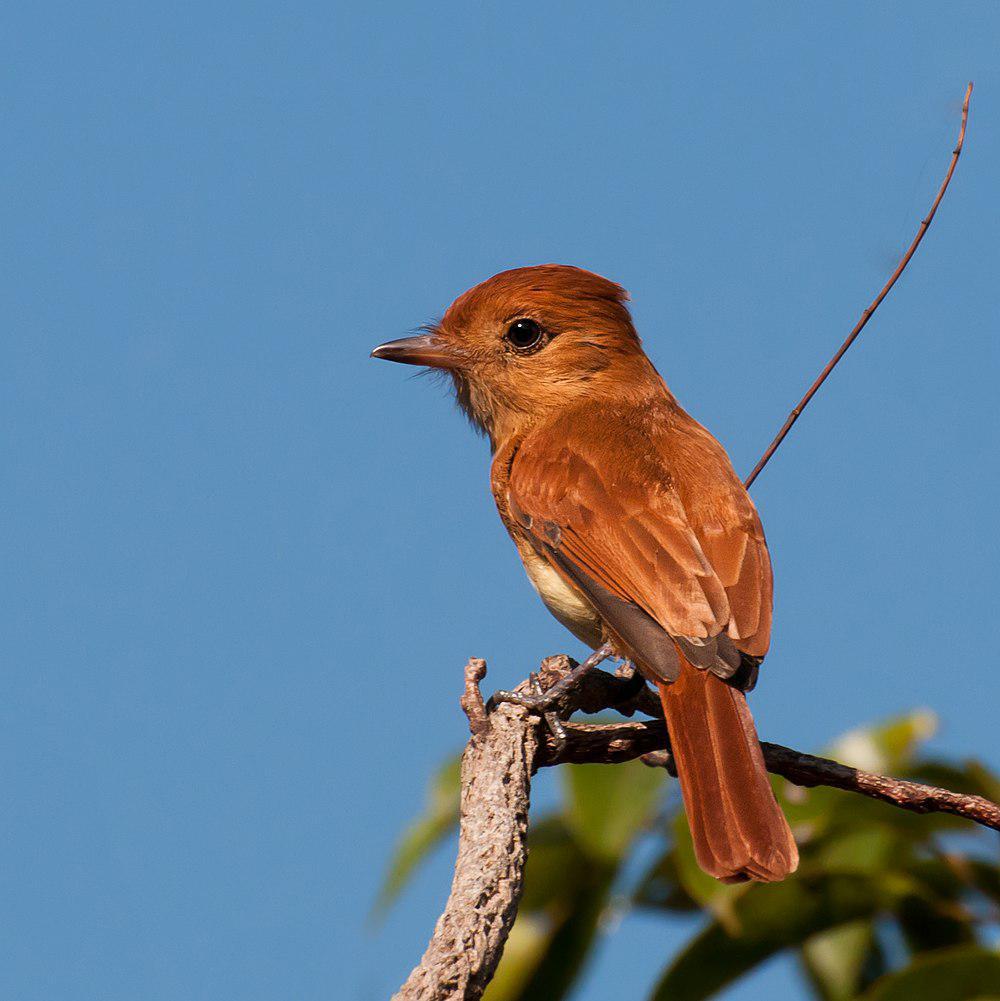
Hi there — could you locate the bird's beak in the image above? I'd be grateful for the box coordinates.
[370,333,460,370]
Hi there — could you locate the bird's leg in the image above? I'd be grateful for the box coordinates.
[530,673,568,755]
[487,642,614,715]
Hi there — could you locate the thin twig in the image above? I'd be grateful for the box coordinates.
[744,82,973,488]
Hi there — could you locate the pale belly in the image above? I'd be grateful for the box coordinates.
[521,550,604,649]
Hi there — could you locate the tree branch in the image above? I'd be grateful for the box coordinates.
[392,660,536,1001]
[395,658,1000,1000]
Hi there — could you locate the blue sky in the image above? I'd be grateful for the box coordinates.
[2,3,998,999]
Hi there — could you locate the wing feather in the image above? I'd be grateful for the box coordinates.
[507,404,772,662]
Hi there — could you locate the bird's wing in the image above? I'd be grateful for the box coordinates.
[507,406,771,683]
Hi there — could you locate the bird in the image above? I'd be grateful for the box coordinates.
[371,264,798,882]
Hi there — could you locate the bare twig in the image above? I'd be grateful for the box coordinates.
[744,81,973,488]
[395,660,1000,1000]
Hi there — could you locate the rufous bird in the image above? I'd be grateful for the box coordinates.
[372,265,798,882]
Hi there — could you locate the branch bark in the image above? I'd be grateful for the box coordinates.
[395,658,1000,1000]
[392,660,536,1001]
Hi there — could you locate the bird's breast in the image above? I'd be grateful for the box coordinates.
[520,547,604,649]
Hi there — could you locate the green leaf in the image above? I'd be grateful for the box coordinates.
[957,856,1000,907]
[812,826,900,875]
[906,854,976,900]
[486,852,617,1001]
[890,855,979,951]
[563,760,665,861]
[858,945,1000,1001]
[488,782,627,1001]
[510,866,615,1001]
[649,875,884,1001]
[517,818,589,913]
[775,780,851,843]
[668,807,745,926]
[373,755,461,917]
[964,760,1000,804]
[895,893,975,952]
[481,915,554,1001]
[829,710,937,774]
[633,849,700,913]
[800,919,879,1001]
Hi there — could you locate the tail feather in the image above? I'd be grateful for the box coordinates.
[658,657,798,883]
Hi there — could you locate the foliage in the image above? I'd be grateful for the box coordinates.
[381,711,1000,1000]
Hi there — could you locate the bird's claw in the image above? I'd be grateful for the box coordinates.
[529,672,569,756]
[487,645,615,759]
[485,674,569,756]
[487,675,562,715]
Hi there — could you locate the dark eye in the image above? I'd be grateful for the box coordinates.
[505,318,544,352]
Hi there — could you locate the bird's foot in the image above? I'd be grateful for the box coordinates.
[487,642,613,715]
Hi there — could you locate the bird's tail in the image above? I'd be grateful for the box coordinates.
[657,656,798,882]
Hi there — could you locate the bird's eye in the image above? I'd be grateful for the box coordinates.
[505,318,545,352]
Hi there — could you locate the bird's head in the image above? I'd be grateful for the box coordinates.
[372,265,661,445]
